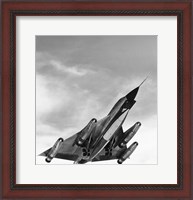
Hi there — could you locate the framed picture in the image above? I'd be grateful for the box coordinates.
[1,1,192,199]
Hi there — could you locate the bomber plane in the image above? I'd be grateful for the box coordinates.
[40,79,146,164]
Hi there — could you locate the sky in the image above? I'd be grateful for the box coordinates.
[36,36,157,165]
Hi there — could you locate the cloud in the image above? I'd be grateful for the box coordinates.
[36,74,73,124]
[50,60,91,77]
[36,53,95,78]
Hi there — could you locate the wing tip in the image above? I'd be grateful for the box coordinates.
[38,152,46,156]
[38,148,51,157]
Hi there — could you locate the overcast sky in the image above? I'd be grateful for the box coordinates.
[36,36,157,164]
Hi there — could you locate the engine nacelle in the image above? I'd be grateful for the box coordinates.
[76,118,97,146]
[119,122,141,147]
[117,142,138,164]
[45,137,64,163]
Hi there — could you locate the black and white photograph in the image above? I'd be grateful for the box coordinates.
[36,36,157,165]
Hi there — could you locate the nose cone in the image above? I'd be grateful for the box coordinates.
[126,87,139,101]
[126,77,147,101]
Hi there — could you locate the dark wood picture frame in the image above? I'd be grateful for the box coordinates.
[1,1,192,199]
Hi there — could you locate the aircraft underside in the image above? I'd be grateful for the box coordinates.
[40,119,141,164]
[40,81,146,164]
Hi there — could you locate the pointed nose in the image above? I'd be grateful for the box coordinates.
[126,87,139,101]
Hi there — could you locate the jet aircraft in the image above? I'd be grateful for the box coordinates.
[40,79,146,164]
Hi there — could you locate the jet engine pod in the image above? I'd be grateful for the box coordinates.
[119,122,141,148]
[117,142,138,164]
[45,137,64,163]
[45,157,52,163]
[76,118,97,146]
